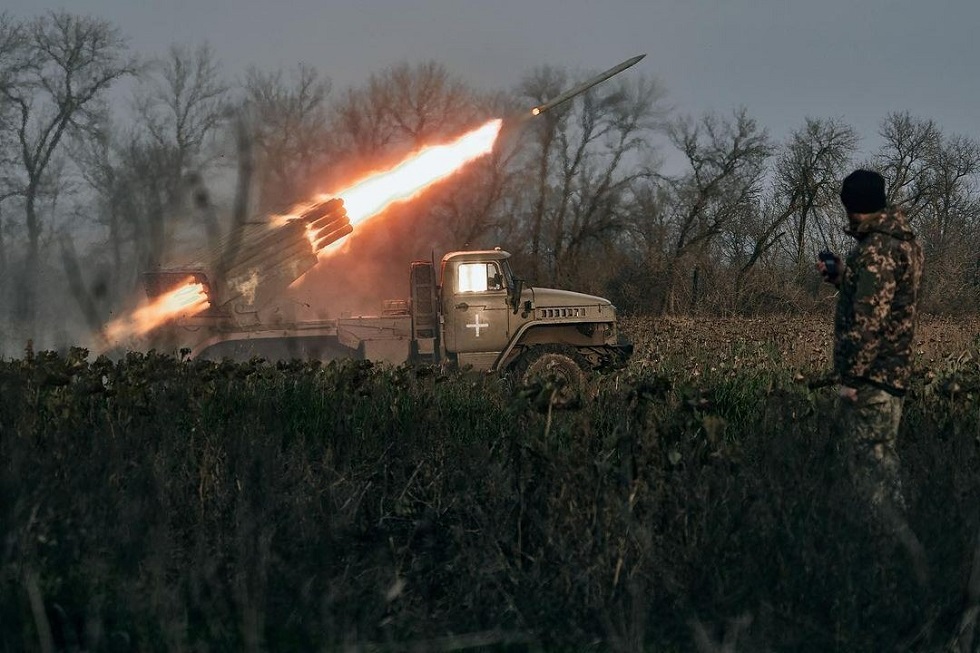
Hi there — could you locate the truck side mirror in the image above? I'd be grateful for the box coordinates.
[510,278,524,312]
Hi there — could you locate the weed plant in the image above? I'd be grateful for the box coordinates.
[1,318,979,651]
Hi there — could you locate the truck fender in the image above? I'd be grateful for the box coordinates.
[491,319,597,371]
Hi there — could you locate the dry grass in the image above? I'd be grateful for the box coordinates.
[1,315,979,651]
[624,314,980,373]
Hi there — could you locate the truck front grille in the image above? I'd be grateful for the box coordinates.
[539,307,585,319]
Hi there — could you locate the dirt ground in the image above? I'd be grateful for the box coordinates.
[622,314,980,375]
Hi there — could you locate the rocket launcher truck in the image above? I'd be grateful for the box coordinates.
[140,54,649,395]
[142,198,632,399]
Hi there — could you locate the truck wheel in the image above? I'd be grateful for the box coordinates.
[515,345,588,409]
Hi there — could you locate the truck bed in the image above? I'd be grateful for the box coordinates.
[183,314,413,365]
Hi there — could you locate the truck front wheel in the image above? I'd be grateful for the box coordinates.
[514,345,588,409]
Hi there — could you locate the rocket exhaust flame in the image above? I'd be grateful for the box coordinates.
[330,118,503,228]
[276,119,502,254]
[104,280,209,343]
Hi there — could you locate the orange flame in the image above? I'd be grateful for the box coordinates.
[330,118,502,226]
[275,119,502,252]
[104,281,209,344]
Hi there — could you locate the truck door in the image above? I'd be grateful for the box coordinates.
[447,261,511,355]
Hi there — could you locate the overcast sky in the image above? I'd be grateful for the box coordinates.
[6,0,979,158]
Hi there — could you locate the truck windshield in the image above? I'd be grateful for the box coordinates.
[458,262,504,293]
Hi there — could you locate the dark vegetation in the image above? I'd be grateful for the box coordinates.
[3,318,980,651]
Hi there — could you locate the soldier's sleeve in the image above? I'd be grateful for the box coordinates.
[837,238,897,383]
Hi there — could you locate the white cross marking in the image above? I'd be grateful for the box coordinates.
[465,313,489,337]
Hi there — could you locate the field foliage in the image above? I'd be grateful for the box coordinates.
[2,317,980,651]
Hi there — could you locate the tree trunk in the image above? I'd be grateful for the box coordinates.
[659,257,680,316]
[690,266,700,313]
[0,210,7,281]
[15,189,42,339]
[0,210,6,333]
[146,182,165,271]
[528,127,554,281]
[108,203,122,295]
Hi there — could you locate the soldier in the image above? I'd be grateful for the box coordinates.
[818,169,923,522]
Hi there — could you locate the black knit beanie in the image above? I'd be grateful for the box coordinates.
[840,169,887,214]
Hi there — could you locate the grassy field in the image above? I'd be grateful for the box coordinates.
[2,315,979,651]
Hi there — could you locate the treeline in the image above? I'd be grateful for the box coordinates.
[1,11,979,351]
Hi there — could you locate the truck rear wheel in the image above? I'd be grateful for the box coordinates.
[514,345,588,409]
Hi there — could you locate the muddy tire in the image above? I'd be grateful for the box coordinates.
[514,344,588,409]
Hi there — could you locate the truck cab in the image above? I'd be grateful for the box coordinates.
[410,249,632,375]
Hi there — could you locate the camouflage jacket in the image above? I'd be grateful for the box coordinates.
[834,207,923,395]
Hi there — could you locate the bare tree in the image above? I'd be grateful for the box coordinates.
[330,61,482,165]
[0,13,22,344]
[874,112,941,217]
[767,117,857,273]
[518,65,566,280]
[135,42,227,180]
[653,107,772,313]
[69,41,227,295]
[871,114,980,310]
[608,178,672,313]
[514,67,667,287]
[0,12,23,85]
[0,14,25,186]
[0,203,7,281]
[915,133,980,260]
[0,11,134,334]
[0,13,27,273]
[675,117,856,314]
[133,42,228,265]
[554,76,666,289]
[329,73,394,163]
[68,119,124,280]
[70,124,162,290]
[244,62,330,212]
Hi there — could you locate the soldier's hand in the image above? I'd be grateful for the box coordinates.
[838,385,858,402]
[816,253,842,286]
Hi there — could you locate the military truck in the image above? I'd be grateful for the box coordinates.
[144,199,632,392]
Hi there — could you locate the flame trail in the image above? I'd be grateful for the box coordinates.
[289,118,502,255]
[333,118,502,226]
[104,281,209,344]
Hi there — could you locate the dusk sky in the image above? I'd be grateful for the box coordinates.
[6,0,979,157]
